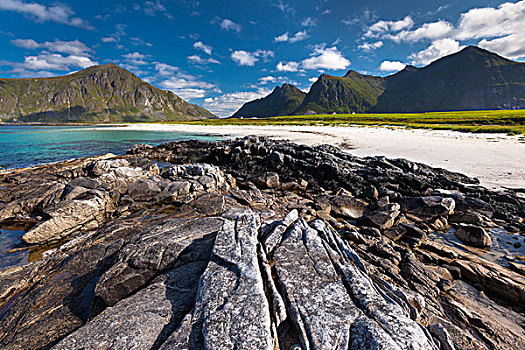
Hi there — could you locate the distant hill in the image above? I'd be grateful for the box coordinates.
[232,83,306,118]
[232,46,525,117]
[0,63,215,122]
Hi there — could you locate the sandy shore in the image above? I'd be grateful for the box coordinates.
[122,124,525,190]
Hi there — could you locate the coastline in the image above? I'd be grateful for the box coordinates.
[121,123,525,190]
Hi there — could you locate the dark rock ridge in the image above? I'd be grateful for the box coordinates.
[232,83,306,118]
[233,46,525,116]
[0,63,215,122]
[0,136,524,349]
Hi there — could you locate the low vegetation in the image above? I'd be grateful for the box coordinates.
[169,109,525,135]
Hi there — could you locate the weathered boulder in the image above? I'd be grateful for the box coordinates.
[330,195,368,219]
[453,224,492,247]
[400,196,455,221]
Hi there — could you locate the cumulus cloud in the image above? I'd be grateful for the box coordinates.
[193,41,212,55]
[358,41,383,52]
[220,19,242,32]
[13,53,97,71]
[301,46,350,70]
[378,60,406,72]
[308,76,318,83]
[11,39,93,56]
[274,30,309,43]
[276,61,300,72]
[231,50,274,66]
[408,39,464,65]
[203,88,272,117]
[385,20,454,42]
[0,0,93,29]
[370,1,525,60]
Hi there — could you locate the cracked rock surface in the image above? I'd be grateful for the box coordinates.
[0,136,524,350]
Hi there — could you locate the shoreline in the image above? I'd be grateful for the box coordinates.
[121,123,525,190]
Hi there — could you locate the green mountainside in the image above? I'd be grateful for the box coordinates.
[231,46,525,117]
[0,63,215,122]
[232,83,306,118]
[295,70,386,114]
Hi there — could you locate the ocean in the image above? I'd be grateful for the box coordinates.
[0,125,222,170]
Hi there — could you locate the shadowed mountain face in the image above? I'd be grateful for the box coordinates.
[232,83,306,118]
[233,46,525,117]
[373,46,525,112]
[0,63,215,122]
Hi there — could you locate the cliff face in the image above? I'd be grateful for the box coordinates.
[0,63,215,122]
[232,46,525,116]
[232,83,306,118]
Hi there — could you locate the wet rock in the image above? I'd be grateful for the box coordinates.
[453,224,492,248]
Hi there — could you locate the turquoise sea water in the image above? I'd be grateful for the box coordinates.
[0,125,221,169]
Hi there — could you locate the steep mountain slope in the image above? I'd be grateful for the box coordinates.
[0,63,215,122]
[232,46,525,117]
[373,46,525,112]
[295,70,386,114]
[232,83,305,118]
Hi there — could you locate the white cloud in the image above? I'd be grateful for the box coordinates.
[386,20,454,42]
[220,19,242,32]
[363,16,413,38]
[203,88,272,117]
[0,0,93,29]
[308,76,318,83]
[159,74,215,100]
[258,75,291,85]
[154,62,178,77]
[102,37,117,43]
[372,1,525,60]
[193,41,212,55]
[274,30,309,43]
[479,33,525,60]
[187,55,220,65]
[102,24,126,44]
[378,60,406,72]
[358,41,383,52]
[122,52,149,65]
[231,50,274,66]
[276,61,299,72]
[408,39,464,65]
[11,39,93,56]
[301,46,350,70]
[301,17,317,27]
[455,1,525,40]
[18,53,96,71]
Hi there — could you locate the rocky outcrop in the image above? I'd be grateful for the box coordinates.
[0,136,524,350]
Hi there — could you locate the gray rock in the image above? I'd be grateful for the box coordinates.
[331,195,368,219]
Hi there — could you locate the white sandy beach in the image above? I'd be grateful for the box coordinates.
[122,124,525,190]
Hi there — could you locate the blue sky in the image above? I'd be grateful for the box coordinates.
[0,0,524,116]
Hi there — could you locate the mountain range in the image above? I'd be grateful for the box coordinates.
[0,63,215,122]
[233,46,525,117]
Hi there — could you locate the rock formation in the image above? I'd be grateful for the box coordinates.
[0,136,524,349]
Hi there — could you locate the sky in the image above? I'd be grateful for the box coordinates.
[0,0,524,117]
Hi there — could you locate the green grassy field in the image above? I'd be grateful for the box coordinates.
[168,110,525,135]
